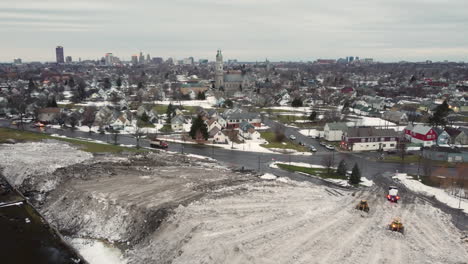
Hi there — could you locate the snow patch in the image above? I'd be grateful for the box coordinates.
[393,173,468,213]
[70,238,126,264]
[260,173,277,180]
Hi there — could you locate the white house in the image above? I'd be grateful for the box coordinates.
[171,115,186,132]
[324,122,348,141]
[207,119,222,132]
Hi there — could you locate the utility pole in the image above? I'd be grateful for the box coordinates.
[258,155,261,172]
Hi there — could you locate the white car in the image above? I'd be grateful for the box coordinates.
[325,145,335,150]
[289,135,296,140]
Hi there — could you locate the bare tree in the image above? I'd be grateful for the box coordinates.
[82,106,97,132]
[397,141,407,161]
[68,112,80,129]
[422,158,433,177]
[274,125,286,142]
[321,154,334,174]
[132,118,145,149]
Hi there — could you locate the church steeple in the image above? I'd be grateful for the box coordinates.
[215,50,224,90]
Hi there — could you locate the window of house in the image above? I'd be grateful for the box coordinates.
[380,137,385,141]
[390,144,395,147]
[383,144,386,147]
[361,138,365,142]
[391,138,395,141]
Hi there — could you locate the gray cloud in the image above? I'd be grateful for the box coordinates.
[1,0,468,62]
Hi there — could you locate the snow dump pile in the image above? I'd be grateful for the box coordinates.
[126,181,468,264]
[0,142,92,191]
[393,173,468,213]
[69,238,127,264]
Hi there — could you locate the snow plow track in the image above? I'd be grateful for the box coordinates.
[127,182,468,264]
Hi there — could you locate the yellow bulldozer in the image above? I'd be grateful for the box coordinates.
[355,200,370,212]
[388,217,404,234]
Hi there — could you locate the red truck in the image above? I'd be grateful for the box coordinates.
[149,139,169,149]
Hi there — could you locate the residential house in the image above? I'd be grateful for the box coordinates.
[212,129,229,144]
[404,124,437,147]
[207,119,222,132]
[382,111,408,124]
[433,127,450,146]
[111,115,131,130]
[222,110,261,129]
[171,115,187,132]
[342,127,399,151]
[324,122,348,141]
[217,116,227,128]
[445,127,468,146]
[238,121,261,140]
[38,107,61,123]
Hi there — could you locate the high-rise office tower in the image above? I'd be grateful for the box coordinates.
[56,46,64,63]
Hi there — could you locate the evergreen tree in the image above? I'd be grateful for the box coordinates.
[291,98,303,107]
[103,78,111,89]
[116,77,122,87]
[189,115,208,140]
[141,112,149,123]
[47,96,58,107]
[28,78,36,90]
[349,163,361,184]
[166,103,174,124]
[224,99,233,108]
[197,91,206,100]
[309,111,317,122]
[336,160,347,178]
[428,100,451,127]
[68,77,75,88]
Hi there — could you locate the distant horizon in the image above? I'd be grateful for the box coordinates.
[2,0,468,63]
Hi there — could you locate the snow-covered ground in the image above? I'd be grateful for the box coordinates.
[0,142,92,190]
[69,238,126,264]
[346,115,396,127]
[159,136,311,155]
[299,129,322,138]
[128,180,468,263]
[393,173,468,213]
[152,96,216,109]
[270,162,373,187]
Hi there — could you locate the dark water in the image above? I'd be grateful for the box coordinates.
[0,176,86,264]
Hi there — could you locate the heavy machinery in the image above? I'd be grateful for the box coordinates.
[387,186,400,203]
[388,217,404,233]
[355,200,370,212]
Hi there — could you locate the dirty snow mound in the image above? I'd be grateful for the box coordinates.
[126,182,468,264]
[69,238,126,264]
[0,142,92,191]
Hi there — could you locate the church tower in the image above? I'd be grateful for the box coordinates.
[215,50,224,90]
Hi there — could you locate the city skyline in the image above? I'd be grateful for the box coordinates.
[1,0,468,62]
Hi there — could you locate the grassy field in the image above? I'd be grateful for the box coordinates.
[270,114,307,124]
[260,132,308,152]
[383,154,456,167]
[152,104,199,115]
[276,163,345,179]
[0,128,148,153]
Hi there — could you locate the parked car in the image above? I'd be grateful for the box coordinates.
[309,145,317,152]
[319,141,326,146]
[289,135,296,140]
[325,145,335,150]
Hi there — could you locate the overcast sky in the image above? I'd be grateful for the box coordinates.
[1,0,468,62]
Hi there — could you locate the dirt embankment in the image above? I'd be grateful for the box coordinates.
[1,142,467,264]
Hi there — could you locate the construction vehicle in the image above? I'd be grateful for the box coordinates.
[387,186,400,203]
[149,139,168,149]
[355,200,370,212]
[388,217,404,233]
